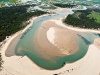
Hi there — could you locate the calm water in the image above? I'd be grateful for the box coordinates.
[15,13,100,70]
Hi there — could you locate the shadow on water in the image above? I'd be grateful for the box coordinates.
[77,34,91,45]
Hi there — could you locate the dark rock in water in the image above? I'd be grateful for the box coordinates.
[53,74,58,75]
[62,62,66,66]
[98,34,100,36]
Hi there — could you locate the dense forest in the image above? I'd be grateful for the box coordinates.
[0,5,47,42]
[53,3,77,8]
[64,9,100,29]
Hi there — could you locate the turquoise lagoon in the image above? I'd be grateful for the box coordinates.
[15,13,100,70]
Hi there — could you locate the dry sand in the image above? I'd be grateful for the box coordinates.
[0,8,100,75]
[94,38,100,50]
[49,8,73,14]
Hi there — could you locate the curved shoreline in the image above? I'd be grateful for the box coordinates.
[0,8,100,75]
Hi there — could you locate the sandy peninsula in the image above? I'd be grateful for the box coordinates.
[0,8,100,75]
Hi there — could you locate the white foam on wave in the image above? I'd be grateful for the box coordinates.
[47,27,55,44]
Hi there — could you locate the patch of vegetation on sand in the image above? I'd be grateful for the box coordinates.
[87,12,100,23]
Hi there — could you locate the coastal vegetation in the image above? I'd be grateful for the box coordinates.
[0,5,47,42]
[53,3,76,8]
[64,9,100,29]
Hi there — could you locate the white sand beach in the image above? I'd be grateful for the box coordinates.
[0,8,100,75]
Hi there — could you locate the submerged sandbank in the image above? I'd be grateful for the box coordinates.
[5,34,22,57]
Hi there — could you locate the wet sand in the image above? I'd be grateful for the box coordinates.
[5,34,22,57]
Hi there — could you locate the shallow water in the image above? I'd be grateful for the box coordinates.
[15,13,99,70]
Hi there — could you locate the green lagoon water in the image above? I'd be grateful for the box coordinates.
[15,13,100,70]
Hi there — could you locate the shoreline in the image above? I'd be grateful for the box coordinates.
[0,8,100,75]
[0,13,49,55]
[52,17,100,34]
[0,16,38,58]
